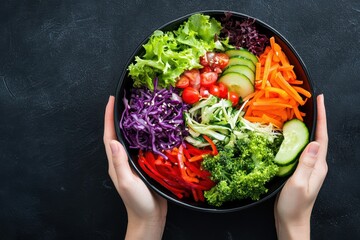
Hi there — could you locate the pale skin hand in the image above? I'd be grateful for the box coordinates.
[275,94,328,240]
[103,96,167,240]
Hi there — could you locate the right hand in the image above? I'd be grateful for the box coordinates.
[275,94,328,240]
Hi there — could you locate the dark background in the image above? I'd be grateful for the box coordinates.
[1,0,359,239]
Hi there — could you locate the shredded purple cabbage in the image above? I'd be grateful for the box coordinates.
[120,78,189,158]
[220,12,269,56]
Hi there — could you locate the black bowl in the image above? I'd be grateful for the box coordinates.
[114,10,316,213]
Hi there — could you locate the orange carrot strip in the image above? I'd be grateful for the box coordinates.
[262,114,283,128]
[270,36,276,49]
[269,63,280,73]
[293,105,304,121]
[288,80,303,85]
[264,87,289,98]
[253,102,293,109]
[255,62,262,81]
[293,86,312,98]
[279,65,294,71]
[188,155,204,162]
[279,51,290,66]
[261,50,274,89]
[275,73,305,105]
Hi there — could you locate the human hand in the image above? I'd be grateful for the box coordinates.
[275,94,328,240]
[103,96,167,240]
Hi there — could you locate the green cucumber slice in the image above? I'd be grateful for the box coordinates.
[225,49,258,65]
[276,160,298,177]
[227,57,256,72]
[274,119,309,166]
[222,65,255,84]
[218,72,254,99]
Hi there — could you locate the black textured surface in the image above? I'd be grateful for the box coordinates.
[1,0,359,239]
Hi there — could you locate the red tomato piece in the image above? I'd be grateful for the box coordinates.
[200,87,210,98]
[176,75,190,88]
[200,66,212,73]
[228,91,239,106]
[200,72,218,87]
[213,53,230,69]
[184,69,201,90]
[209,84,220,97]
[182,87,200,104]
[218,82,228,99]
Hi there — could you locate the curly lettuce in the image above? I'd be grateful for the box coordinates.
[128,14,222,90]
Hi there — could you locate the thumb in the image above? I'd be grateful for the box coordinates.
[292,141,320,182]
[109,140,133,181]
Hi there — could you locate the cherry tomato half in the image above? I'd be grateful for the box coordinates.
[228,91,239,106]
[176,75,190,88]
[184,69,201,90]
[209,84,220,97]
[213,53,230,69]
[218,82,228,99]
[182,87,200,104]
[200,72,218,87]
[200,87,210,98]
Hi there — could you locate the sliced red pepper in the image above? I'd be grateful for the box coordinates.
[177,145,199,183]
[202,135,218,155]
[197,189,205,202]
[182,147,191,160]
[185,143,205,156]
[138,157,184,199]
[184,160,211,179]
[192,188,199,202]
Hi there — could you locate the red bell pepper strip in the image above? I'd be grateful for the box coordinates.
[138,156,184,199]
[202,135,218,155]
[177,145,199,183]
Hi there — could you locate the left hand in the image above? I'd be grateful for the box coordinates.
[103,96,167,240]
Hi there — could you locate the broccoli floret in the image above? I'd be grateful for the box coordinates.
[202,130,281,207]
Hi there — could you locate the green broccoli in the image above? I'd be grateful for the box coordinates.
[202,130,282,207]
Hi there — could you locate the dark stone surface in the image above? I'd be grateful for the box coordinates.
[1,0,359,239]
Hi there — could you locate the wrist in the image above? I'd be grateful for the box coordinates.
[276,217,310,240]
[126,214,166,240]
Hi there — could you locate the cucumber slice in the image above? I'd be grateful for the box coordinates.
[276,160,298,177]
[222,65,255,84]
[274,119,309,166]
[227,57,256,72]
[218,72,254,99]
[225,49,258,65]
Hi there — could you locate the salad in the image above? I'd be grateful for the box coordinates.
[119,13,311,207]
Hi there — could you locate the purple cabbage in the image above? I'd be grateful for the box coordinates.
[120,79,189,158]
[220,12,269,56]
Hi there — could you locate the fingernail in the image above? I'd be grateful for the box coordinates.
[110,141,119,155]
[307,142,320,157]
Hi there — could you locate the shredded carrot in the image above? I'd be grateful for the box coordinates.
[255,62,262,81]
[243,36,312,128]
[293,86,312,98]
[261,50,274,89]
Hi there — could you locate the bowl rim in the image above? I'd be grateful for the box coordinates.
[114,10,316,213]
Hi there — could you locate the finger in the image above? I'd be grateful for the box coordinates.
[103,96,118,184]
[103,96,117,144]
[110,140,133,186]
[315,94,328,158]
[291,141,320,182]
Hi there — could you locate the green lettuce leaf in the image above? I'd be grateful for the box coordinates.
[128,14,222,90]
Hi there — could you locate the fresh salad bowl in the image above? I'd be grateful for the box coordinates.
[114,10,316,212]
